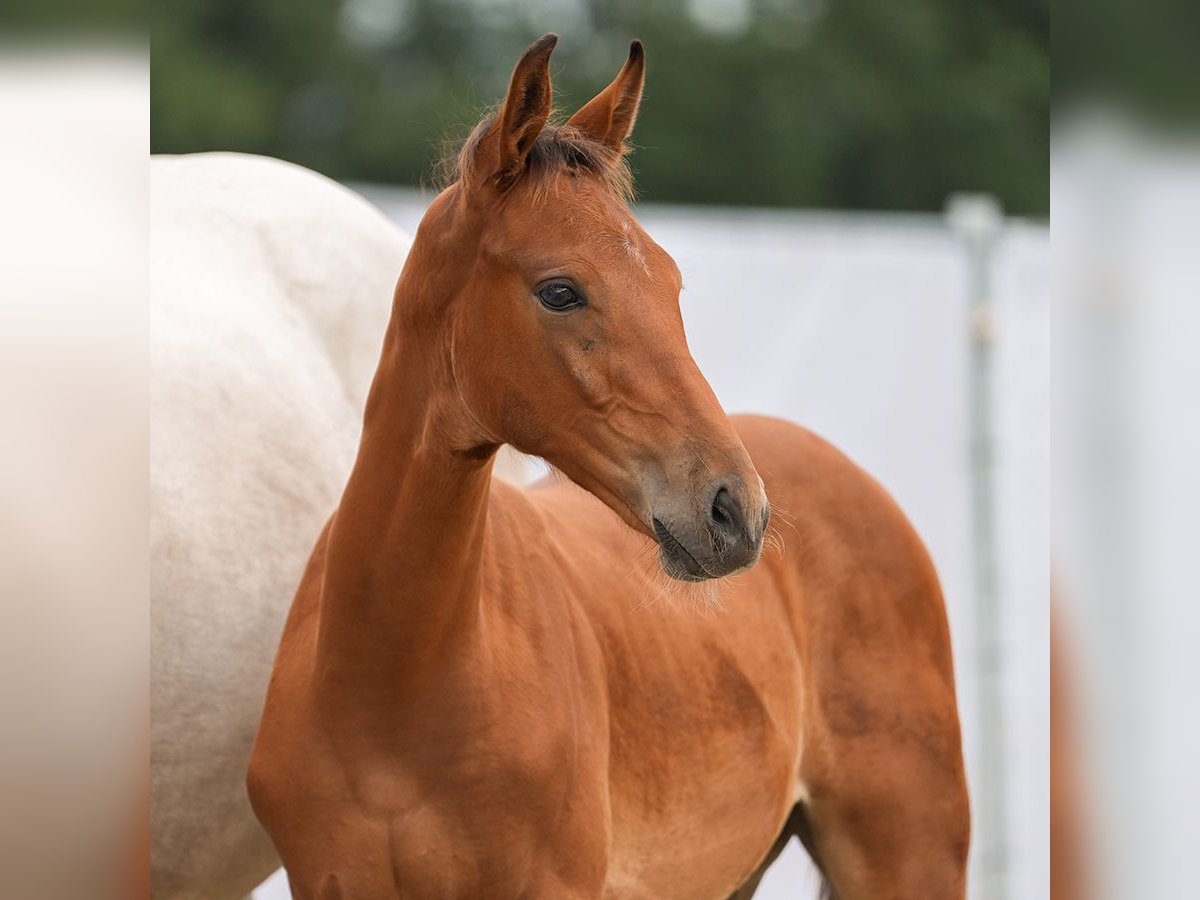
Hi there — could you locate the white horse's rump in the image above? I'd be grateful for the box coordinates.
[151,153,410,899]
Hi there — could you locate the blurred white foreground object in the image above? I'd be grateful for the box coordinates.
[0,48,147,900]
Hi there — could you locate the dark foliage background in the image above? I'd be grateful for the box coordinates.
[152,0,1048,215]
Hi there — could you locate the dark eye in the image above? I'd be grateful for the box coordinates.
[535,281,586,312]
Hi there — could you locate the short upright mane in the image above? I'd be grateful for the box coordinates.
[439,112,635,204]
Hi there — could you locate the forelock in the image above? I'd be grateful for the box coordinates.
[437,110,635,205]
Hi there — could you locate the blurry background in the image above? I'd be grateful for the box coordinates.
[152,0,1048,214]
[151,2,1049,898]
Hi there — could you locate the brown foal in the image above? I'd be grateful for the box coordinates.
[249,35,969,899]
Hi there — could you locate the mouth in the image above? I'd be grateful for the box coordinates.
[652,517,714,582]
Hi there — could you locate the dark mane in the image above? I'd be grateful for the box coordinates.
[437,110,635,204]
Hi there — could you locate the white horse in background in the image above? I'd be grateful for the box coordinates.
[151,154,522,899]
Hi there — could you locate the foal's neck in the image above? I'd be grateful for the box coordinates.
[314,217,496,708]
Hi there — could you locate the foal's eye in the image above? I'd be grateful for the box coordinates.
[535,281,586,312]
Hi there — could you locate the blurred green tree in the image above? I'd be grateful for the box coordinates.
[152,0,1047,214]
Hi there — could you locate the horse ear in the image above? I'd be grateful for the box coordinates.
[475,33,558,190]
[566,40,645,152]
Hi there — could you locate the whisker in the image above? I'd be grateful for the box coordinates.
[766,499,802,541]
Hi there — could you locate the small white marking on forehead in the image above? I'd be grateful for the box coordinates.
[621,220,651,276]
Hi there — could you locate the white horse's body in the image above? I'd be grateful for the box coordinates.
[150,153,410,899]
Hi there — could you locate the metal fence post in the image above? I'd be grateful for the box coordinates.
[946,192,1007,900]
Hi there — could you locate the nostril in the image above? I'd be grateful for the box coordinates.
[710,486,741,537]
[711,490,730,525]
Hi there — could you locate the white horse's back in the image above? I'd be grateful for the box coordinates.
[151,153,409,898]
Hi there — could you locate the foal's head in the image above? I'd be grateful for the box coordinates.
[404,34,768,581]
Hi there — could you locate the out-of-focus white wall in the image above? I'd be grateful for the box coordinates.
[254,192,1050,900]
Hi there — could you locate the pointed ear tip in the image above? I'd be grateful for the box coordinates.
[515,34,558,73]
[628,39,645,60]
